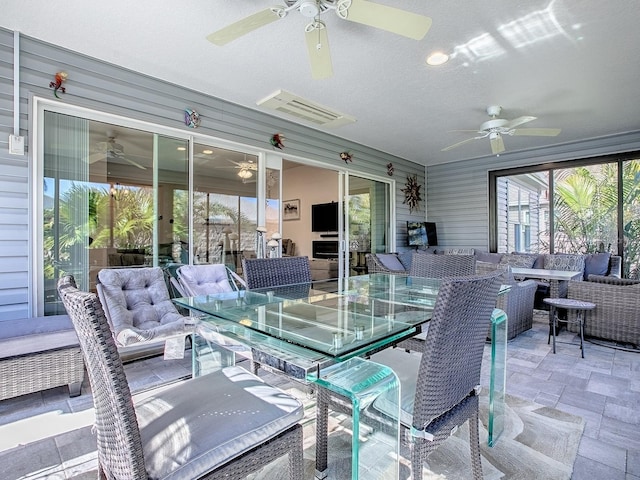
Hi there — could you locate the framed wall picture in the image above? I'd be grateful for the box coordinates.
[283,199,300,221]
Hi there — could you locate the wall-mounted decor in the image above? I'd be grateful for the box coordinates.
[49,71,67,98]
[184,108,201,128]
[387,162,394,176]
[283,199,300,221]
[340,151,353,164]
[401,175,422,213]
[270,133,285,150]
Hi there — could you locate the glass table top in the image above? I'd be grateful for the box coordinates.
[174,274,438,359]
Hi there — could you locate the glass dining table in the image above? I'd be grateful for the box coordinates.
[173,273,509,479]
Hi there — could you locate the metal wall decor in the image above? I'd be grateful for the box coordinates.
[270,133,285,150]
[340,151,353,164]
[184,108,201,128]
[401,174,422,213]
[49,72,68,98]
[387,162,394,176]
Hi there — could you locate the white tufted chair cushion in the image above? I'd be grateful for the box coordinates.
[177,264,234,296]
[97,267,186,346]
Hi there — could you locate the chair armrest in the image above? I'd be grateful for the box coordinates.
[586,274,640,286]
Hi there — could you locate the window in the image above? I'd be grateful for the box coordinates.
[490,154,640,278]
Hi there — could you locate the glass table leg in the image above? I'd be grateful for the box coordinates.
[488,308,507,447]
[309,357,401,480]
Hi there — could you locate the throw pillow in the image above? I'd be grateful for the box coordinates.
[376,253,406,272]
[499,253,538,268]
[584,252,611,280]
[544,254,585,273]
[397,251,414,271]
[476,251,504,264]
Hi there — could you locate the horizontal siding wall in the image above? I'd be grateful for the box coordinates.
[0,27,426,320]
[426,131,640,251]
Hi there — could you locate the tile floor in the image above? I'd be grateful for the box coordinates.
[0,312,638,479]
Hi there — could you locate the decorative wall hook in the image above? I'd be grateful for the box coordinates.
[184,108,201,128]
[340,151,353,164]
[49,72,68,98]
[387,162,394,176]
[270,133,285,150]
[401,175,422,213]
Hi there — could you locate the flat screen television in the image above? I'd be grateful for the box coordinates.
[311,202,339,232]
[425,221,438,246]
[407,221,438,247]
[407,221,428,246]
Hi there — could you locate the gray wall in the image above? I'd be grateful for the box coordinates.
[426,132,640,251]
[0,28,426,320]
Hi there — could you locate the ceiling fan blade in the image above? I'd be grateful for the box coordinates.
[490,134,505,154]
[339,0,432,40]
[305,21,333,79]
[207,8,282,46]
[88,152,104,164]
[441,137,477,152]
[124,157,147,170]
[505,115,536,129]
[512,127,561,137]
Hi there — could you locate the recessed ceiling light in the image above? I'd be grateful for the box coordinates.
[177,146,186,151]
[426,51,450,66]
[202,149,213,154]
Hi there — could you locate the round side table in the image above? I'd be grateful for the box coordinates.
[543,298,596,358]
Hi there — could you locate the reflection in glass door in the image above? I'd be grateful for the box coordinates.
[346,175,391,276]
[41,112,188,315]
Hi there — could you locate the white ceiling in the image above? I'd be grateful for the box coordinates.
[3,0,640,166]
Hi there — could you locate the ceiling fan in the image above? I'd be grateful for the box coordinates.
[88,131,147,170]
[206,0,432,79]
[441,106,562,155]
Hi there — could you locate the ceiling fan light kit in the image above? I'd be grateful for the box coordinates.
[207,0,432,79]
[441,105,561,155]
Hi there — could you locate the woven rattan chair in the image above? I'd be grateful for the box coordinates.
[567,275,640,346]
[177,264,240,296]
[241,256,312,289]
[315,272,502,480]
[397,254,477,351]
[409,253,476,278]
[57,275,305,480]
[476,261,537,340]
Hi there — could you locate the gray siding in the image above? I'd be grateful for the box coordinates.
[0,27,425,320]
[426,133,640,251]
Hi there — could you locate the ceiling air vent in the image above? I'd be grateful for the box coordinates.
[257,90,356,128]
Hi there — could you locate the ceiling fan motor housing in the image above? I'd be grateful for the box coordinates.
[480,118,509,132]
[299,1,320,17]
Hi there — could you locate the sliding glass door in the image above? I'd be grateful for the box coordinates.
[345,174,392,276]
[41,112,189,314]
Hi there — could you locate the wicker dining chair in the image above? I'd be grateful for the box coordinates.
[57,275,305,480]
[409,253,477,278]
[176,264,240,296]
[315,271,502,480]
[241,256,312,289]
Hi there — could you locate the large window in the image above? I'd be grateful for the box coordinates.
[490,154,640,278]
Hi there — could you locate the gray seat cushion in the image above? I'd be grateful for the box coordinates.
[98,268,186,346]
[178,264,233,296]
[0,315,79,359]
[136,366,303,479]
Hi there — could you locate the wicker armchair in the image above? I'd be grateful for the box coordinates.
[176,264,240,296]
[57,275,305,480]
[476,261,537,339]
[315,272,502,480]
[567,275,640,346]
[365,253,408,275]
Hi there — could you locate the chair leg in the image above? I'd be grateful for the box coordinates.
[289,424,305,480]
[469,411,483,480]
[315,388,330,479]
[410,440,424,480]
[578,311,585,359]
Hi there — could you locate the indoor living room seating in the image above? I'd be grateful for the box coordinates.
[57,275,305,480]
